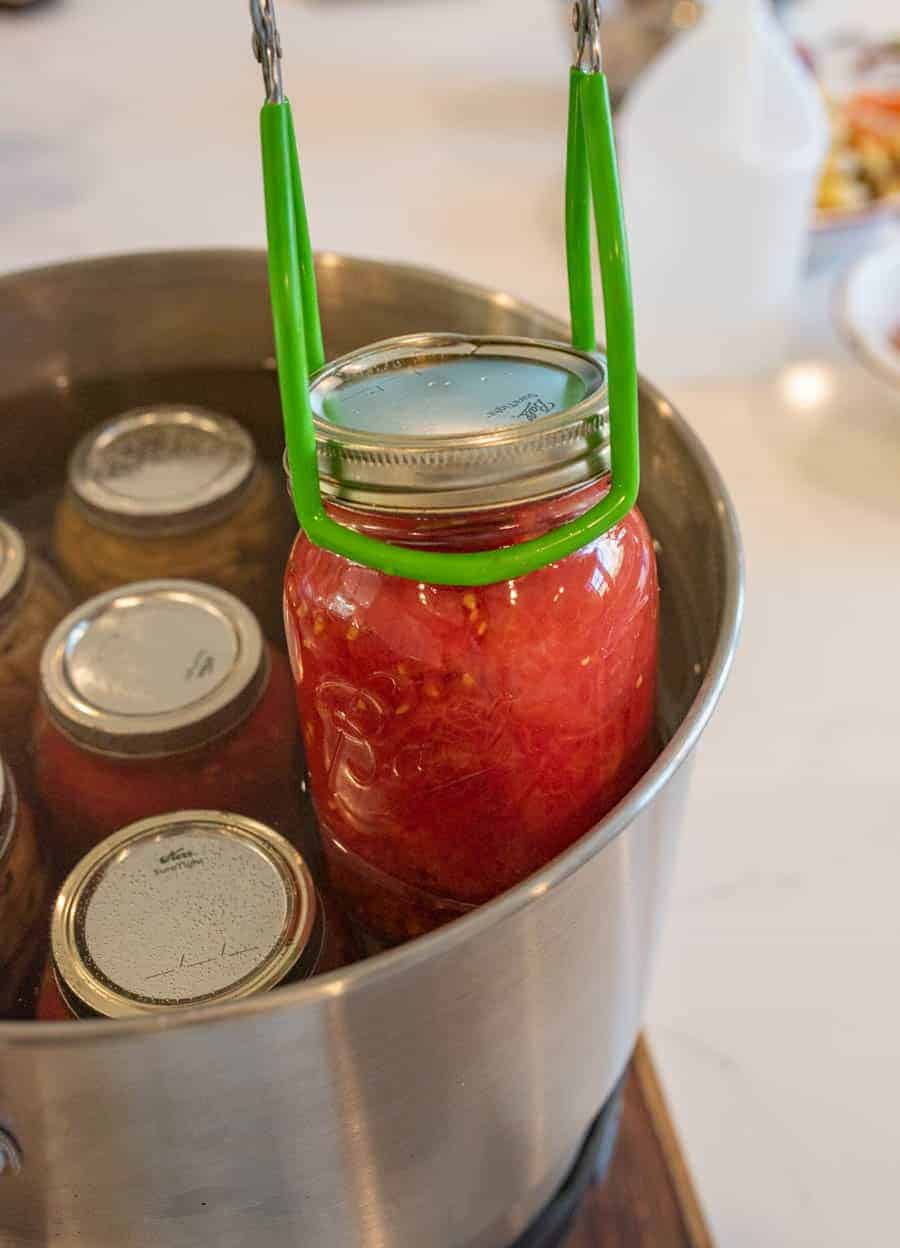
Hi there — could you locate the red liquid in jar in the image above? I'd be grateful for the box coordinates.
[284,481,659,942]
[34,646,298,863]
[36,964,70,1021]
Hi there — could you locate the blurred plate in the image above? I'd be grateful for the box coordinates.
[837,239,900,387]
[811,198,899,270]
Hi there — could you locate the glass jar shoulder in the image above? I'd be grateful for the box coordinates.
[284,504,657,665]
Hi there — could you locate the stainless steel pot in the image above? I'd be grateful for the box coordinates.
[0,250,742,1248]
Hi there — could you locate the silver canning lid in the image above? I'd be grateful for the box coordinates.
[0,519,27,617]
[67,405,257,536]
[50,812,322,1018]
[298,333,610,513]
[40,580,268,758]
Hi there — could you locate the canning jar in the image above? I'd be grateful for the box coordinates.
[36,811,358,1020]
[283,334,659,943]
[0,753,51,1015]
[52,405,289,636]
[34,580,298,864]
[0,519,70,773]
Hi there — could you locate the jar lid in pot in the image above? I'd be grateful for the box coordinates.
[39,580,268,758]
[50,811,323,1018]
[302,333,610,513]
[67,405,257,536]
[0,519,27,618]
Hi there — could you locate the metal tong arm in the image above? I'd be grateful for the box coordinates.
[254,1,638,586]
[573,0,603,74]
[252,0,323,374]
[251,0,284,104]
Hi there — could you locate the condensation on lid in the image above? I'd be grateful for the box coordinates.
[67,406,257,535]
[0,519,27,615]
[303,334,610,513]
[50,812,319,1017]
[39,580,267,757]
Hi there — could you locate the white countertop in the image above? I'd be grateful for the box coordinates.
[2,2,899,1244]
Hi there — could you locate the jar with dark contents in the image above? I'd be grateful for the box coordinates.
[0,518,71,774]
[283,335,659,945]
[52,405,290,637]
[33,580,298,865]
[36,811,358,1021]
[0,753,51,1015]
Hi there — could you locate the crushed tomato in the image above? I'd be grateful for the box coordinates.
[284,480,659,943]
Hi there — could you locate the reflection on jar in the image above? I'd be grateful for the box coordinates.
[282,334,660,946]
[52,405,292,638]
[35,811,359,1020]
[34,580,299,866]
[0,519,71,775]
[0,753,51,1016]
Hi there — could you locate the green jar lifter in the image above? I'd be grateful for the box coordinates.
[251,0,638,587]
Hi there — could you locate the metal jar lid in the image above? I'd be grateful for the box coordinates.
[67,405,257,536]
[301,333,610,513]
[40,580,268,758]
[0,519,27,618]
[50,812,323,1018]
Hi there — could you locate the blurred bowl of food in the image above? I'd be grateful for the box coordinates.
[808,38,900,268]
[836,238,900,388]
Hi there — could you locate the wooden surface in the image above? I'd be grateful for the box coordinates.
[564,1041,714,1248]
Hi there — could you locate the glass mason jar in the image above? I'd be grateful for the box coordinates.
[36,811,358,1021]
[0,752,51,1016]
[34,580,298,865]
[0,518,71,774]
[283,335,659,944]
[52,405,289,637]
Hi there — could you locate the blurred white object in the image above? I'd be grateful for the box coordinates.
[618,0,828,381]
[837,238,900,388]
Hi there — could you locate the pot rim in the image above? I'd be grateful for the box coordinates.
[0,249,744,1049]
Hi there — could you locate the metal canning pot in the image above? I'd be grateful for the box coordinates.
[0,251,742,1248]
